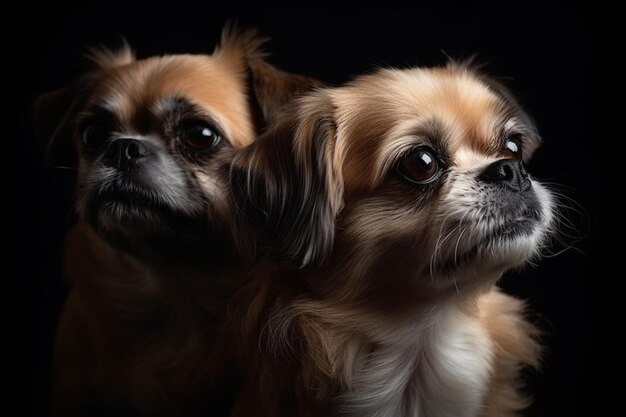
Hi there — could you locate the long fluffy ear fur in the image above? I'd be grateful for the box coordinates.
[31,45,135,166]
[230,91,342,268]
[217,24,322,129]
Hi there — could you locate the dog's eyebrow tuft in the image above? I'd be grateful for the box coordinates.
[154,95,207,120]
[155,95,228,139]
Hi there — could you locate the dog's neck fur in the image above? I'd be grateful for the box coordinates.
[62,222,241,410]
[66,222,238,318]
[331,299,493,417]
[242,260,500,417]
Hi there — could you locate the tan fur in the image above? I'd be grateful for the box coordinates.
[88,53,255,147]
[333,67,510,192]
[228,64,550,416]
[87,42,135,70]
[478,290,541,417]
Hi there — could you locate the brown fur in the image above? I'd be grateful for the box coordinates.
[478,290,541,417]
[228,64,549,416]
[54,225,238,416]
[37,28,319,416]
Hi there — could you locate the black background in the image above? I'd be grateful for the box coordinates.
[15,2,592,416]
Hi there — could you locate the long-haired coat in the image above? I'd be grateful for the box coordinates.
[228,63,553,417]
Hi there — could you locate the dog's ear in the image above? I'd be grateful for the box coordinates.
[246,59,322,128]
[216,25,322,131]
[31,80,86,168]
[31,44,134,167]
[230,91,342,268]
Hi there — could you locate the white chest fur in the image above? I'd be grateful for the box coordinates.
[338,304,493,417]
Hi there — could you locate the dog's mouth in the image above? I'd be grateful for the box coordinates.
[96,184,168,210]
[96,185,166,211]
[82,177,217,257]
[431,213,542,275]
[76,165,227,261]
[483,216,538,240]
[84,176,181,225]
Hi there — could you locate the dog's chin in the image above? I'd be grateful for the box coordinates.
[82,185,218,262]
[89,186,178,229]
[431,217,546,282]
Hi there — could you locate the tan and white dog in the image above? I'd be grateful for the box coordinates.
[34,27,318,416]
[228,63,553,417]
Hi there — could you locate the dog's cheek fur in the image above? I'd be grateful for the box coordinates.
[330,191,436,298]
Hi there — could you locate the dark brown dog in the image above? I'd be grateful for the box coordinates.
[34,27,318,416]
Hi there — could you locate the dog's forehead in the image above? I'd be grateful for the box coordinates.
[91,54,254,147]
[336,67,510,190]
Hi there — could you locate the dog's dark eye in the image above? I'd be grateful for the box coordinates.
[503,136,523,161]
[180,121,222,151]
[82,125,109,148]
[397,148,440,184]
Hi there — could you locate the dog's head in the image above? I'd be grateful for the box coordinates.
[232,63,553,292]
[34,28,318,261]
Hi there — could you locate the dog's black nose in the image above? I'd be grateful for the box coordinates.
[102,139,152,170]
[479,159,531,192]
